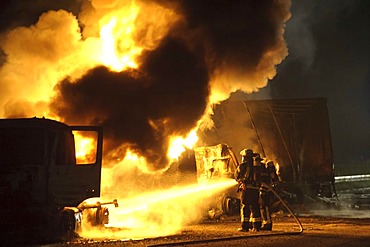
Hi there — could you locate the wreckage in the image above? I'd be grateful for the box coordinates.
[192,97,336,217]
[0,117,117,244]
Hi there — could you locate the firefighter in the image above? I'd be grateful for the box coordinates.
[259,158,279,230]
[234,149,262,232]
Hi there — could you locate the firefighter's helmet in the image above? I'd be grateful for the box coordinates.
[240,149,253,163]
[266,160,274,167]
[240,149,253,157]
[254,153,263,161]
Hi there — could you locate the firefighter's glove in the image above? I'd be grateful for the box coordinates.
[237,181,246,192]
[237,182,242,193]
[271,181,280,189]
[260,183,269,190]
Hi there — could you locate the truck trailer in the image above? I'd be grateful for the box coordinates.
[193,98,336,218]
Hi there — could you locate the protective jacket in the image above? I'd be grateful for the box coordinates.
[259,160,279,230]
[235,155,262,231]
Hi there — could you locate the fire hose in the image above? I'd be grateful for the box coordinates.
[147,182,303,247]
[262,182,304,233]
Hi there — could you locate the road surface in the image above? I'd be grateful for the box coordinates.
[46,212,370,247]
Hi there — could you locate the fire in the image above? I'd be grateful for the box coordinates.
[275,162,281,179]
[73,131,98,164]
[124,149,142,161]
[0,0,292,240]
[99,5,140,71]
[97,0,181,72]
[167,129,199,160]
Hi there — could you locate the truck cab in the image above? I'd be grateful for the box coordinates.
[0,117,104,243]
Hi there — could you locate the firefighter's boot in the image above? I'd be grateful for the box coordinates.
[251,221,261,232]
[261,223,272,231]
[237,221,249,232]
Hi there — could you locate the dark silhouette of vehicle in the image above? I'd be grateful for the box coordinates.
[0,117,117,245]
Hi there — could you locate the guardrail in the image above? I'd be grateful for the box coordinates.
[335,174,370,182]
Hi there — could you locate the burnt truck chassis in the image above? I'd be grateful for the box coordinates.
[64,199,119,239]
[0,117,117,244]
[1,197,118,244]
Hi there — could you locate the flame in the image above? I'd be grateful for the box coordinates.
[100,128,199,175]
[99,5,141,71]
[96,0,181,72]
[275,162,283,182]
[73,131,98,164]
[0,0,291,240]
[167,129,199,160]
[0,0,183,118]
[124,149,142,161]
[275,162,281,178]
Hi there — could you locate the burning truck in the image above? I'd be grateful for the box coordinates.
[0,117,117,244]
[193,143,241,218]
[192,98,336,218]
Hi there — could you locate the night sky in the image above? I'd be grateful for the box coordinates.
[236,0,370,165]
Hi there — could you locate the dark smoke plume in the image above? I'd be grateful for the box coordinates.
[180,0,289,69]
[51,38,209,171]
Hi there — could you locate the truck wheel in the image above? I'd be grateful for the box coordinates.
[222,197,232,215]
[60,211,76,241]
[222,196,240,216]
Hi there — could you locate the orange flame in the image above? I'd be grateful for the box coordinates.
[73,131,98,164]
[99,4,141,71]
[167,129,199,160]
[0,0,291,240]
[96,0,181,72]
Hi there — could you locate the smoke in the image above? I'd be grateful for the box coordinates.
[179,0,291,101]
[259,0,370,163]
[51,38,209,171]
[0,0,80,32]
[0,0,291,172]
[0,9,102,117]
